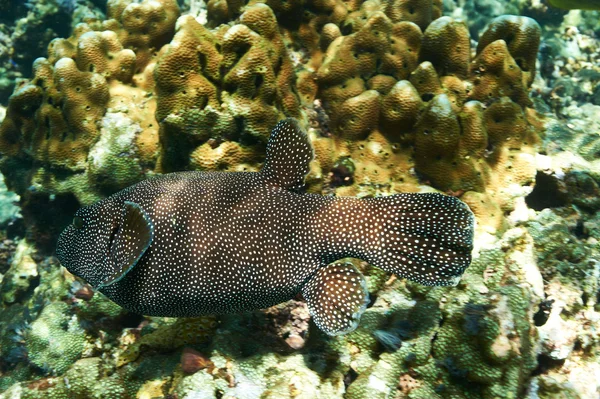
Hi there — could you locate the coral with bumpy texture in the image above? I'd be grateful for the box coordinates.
[107,0,180,69]
[419,16,470,79]
[343,227,542,398]
[0,240,38,305]
[0,0,301,212]
[0,0,541,237]
[25,301,86,375]
[206,0,348,73]
[469,39,531,107]
[476,15,540,88]
[155,4,300,170]
[189,140,263,172]
[312,13,541,230]
[117,316,218,367]
[73,30,137,82]
[0,57,109,171]
[317,12,422,134]
[0,0,172,226]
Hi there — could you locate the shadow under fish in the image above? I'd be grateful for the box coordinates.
[56,118,475,336]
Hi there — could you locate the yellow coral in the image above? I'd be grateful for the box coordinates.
[309,12,541,230]
[0,0,542,237]
[413,94,487,192]
[76,31,137,82]
[420,16,470,78]
[108,0,180,70]
[380,79,424,136]
[190,140,262,171]
[317,12,422,131]
[0,57,109,171]
[384,0,443,30]
[117,316,218,367]
[476,15,541,87]
[469,39,530,107]
[0,0,174,210]
[155,4,301,170]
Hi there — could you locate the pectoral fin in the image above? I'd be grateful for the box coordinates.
[302,262,370,336]
[97,201,154,289]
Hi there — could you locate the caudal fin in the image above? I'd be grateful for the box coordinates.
[370,193,474,286]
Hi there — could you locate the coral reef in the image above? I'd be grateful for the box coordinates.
[0,0,304,236]
[0,0,544,237]
[0,0,178,246]
[0,1,598,398]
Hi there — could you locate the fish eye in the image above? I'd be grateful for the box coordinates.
[73,216,84,229]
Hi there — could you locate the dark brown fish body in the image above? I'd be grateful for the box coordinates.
[57,119,474,335]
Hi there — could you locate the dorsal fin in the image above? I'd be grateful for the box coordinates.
[260,118,314,190]
[97,201,154,289]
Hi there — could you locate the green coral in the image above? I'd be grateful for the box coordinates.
[174,371,217,398]
[339,227,540,399]
[26,301,86,375]
[75,291,125,320]
[0,240,38,305]
[88,112,147,194]
[117,316,217,366]
[13,357,136,399]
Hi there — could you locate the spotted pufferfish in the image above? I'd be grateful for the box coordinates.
[56,118,474,336]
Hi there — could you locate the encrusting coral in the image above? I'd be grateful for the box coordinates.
[25,301,86,375]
